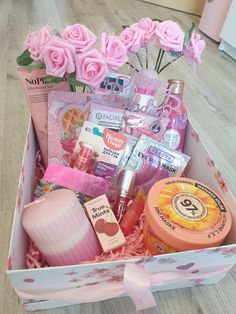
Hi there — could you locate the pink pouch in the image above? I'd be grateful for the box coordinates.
[44,163,111,197]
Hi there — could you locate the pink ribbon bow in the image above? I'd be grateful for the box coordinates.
[15,263,233,311]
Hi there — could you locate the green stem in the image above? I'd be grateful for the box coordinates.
[83,85,86,93]
[154,49,161,71]
[145,45,148,69]
[71,84,76,92]
[136,53,143,68]
[156,50,165,73]
[126,62,139,72]
[158,53,184,74]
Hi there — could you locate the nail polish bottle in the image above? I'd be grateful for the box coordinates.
[112,168,136,222]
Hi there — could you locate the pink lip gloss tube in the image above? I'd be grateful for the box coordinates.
[22,189,101,266]
[112,169,136,222]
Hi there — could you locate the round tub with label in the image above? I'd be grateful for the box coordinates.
[144,177,232,255]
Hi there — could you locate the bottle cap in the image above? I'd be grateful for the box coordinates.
[167,79,184,95]
[120,169,136,198]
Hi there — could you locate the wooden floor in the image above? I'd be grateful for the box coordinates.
[1,0,236,313]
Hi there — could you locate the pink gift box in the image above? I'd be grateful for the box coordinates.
[6,119,236,312]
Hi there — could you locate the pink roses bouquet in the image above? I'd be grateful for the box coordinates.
[119,18,205,74]
[16,24,128,88]
[16,18,205,89]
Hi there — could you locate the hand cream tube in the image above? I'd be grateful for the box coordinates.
[16,66,71,166]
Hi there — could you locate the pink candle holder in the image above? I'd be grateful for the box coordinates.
[22,189,101,266]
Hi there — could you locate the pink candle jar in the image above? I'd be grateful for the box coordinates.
[22,189,101,266]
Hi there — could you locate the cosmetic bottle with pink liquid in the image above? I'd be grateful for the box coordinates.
[160,79,188,152]
[135,69,159,110]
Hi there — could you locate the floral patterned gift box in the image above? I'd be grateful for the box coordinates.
[8,17,236,312]
[6,117,236,312]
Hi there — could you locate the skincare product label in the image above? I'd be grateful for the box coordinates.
[89,103,124,131]
[84,195,126,252]
[121,110,168,142]
[72,122,127,179]
[126,134,190,193]
[17,67,71,166]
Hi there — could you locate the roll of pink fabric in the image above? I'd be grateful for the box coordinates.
[22,189,101,266]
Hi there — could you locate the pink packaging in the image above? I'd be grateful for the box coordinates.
[72,122,128,180]
[43,163,111,197]
[48,91,90,166]
[121,110,169,142]
[135,69,159,95]
[84,195,126,252]
[16,66,71,166]
[126,134,190,193]
[134,69,159,110]
[88,103,124,131]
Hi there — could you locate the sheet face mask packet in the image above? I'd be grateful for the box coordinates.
[126,134,190,193]
[88,102,125,131]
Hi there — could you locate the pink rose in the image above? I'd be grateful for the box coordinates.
[156,20,184,51]
[119,26,144,53]
[42,36,76,77]
[100,33,127,70]
[23,26,53,62]
[75,49,109,87]
[137,17,158,44]
[62,24,96,53]
[184,32,205,64]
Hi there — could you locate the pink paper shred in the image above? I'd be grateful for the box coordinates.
[26,151,149,268]
[81,213,150,264]
[26,213,149,268]
[26,240,48,269]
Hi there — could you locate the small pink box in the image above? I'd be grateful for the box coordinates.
[84,195,126,252]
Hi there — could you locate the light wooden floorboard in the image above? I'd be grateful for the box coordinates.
[1,0,236,313]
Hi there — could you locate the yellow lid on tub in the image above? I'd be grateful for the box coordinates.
[146,177,232,251]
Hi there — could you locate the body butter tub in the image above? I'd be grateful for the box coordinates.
[144,177,232,255]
